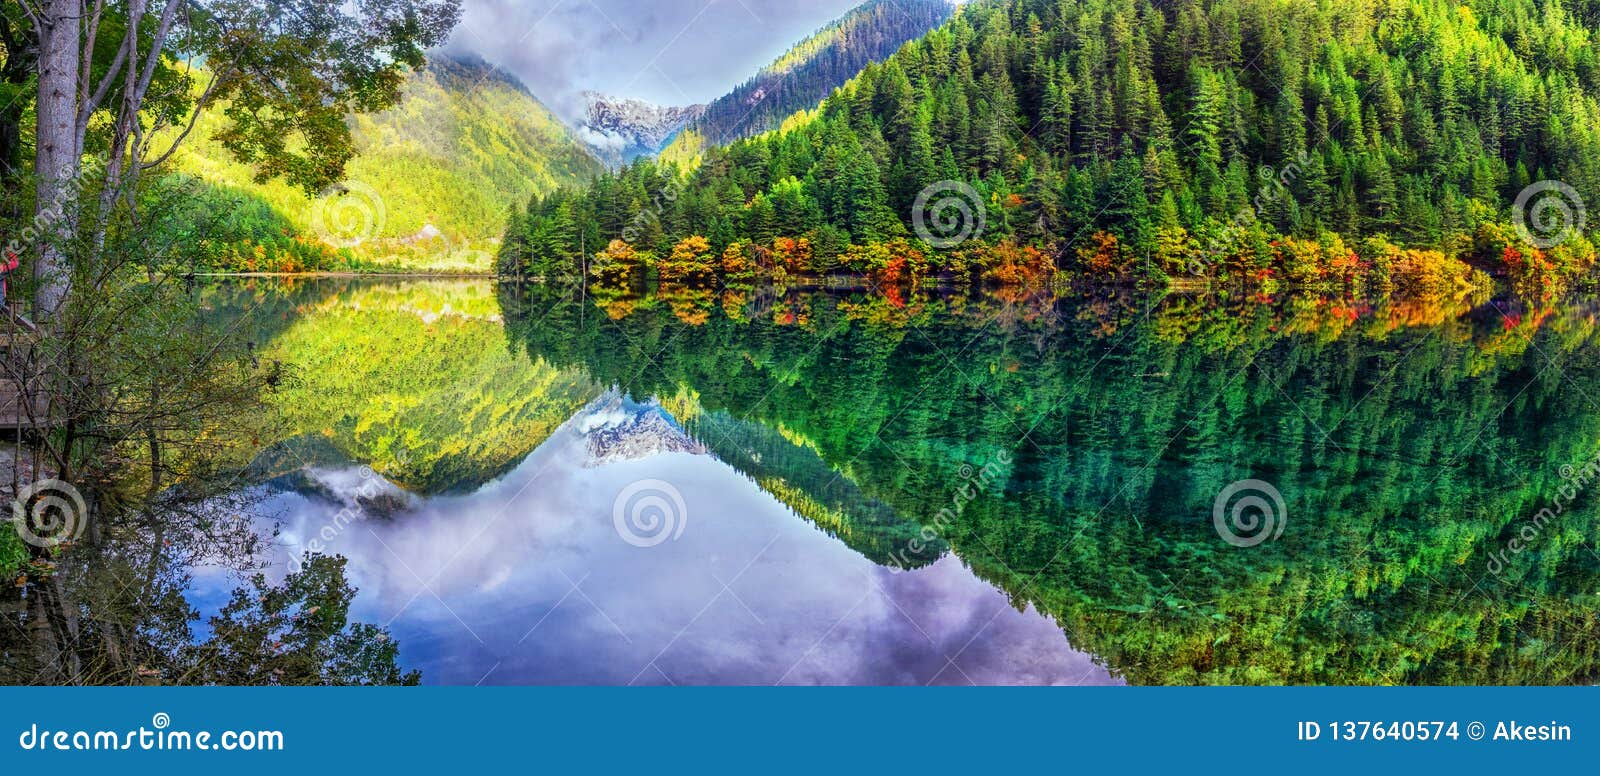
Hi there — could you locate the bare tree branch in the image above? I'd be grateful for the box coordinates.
[15,0,43,29]
[78,0,133,135]
[77,0,104,113]
[131,0,186,109]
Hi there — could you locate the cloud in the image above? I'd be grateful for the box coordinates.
[575,125,629,153]
[444,0,866,121]
[242,410,1118,686]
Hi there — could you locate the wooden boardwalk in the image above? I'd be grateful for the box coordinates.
[0,308,45,431]
[0,378,47,429]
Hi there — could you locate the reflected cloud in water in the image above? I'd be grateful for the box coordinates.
[195,403,1115,686]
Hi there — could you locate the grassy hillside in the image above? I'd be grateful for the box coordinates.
[172,55,602,273]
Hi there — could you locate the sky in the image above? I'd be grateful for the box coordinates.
[444,0,867,121]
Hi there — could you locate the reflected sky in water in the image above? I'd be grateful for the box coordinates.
[193,400,1116,686]
[174,279,1600,686]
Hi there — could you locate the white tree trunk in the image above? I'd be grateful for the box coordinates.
[32,0,81,321]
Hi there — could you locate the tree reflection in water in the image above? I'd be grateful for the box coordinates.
[502,279,1600,685]
[0,488,414,685]
[0,278,420,686]
[8,277,1598,686]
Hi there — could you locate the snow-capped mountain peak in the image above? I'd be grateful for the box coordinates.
[578,92,705,164]
[578,393,708,466]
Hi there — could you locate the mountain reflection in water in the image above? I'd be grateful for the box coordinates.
[190,394,1114,685]
[172,278,1600,686]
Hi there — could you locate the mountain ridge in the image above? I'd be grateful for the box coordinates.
[660,0,954,165]
[578,93,707,165]
[685,0,954,145]
[570,0,952,167]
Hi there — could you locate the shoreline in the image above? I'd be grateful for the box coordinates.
[186,271,1514,300]
[191,271,495,279]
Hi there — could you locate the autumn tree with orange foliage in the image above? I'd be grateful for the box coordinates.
[772,237,814,275]
[721,241,756,280]
[839,239,927,284]
[1474,220,1597,303]
[984,239,1050,285]
[660,235,716,282]
[590,239,645,284]
[1076,232,1131,279]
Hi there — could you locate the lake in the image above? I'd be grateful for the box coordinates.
[190,277,1600,685]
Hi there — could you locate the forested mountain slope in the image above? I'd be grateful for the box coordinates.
[661,0,954,164]
[508,0,1600,296]
[174,55,602,273]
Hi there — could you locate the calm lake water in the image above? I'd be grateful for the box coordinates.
[194,277,1600,685]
